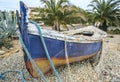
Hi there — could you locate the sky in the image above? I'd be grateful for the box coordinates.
[0,0,92,11]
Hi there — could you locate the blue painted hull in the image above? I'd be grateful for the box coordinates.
[24,34,101,60]
[23,33,102,77]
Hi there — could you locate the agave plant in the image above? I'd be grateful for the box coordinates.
[0,11,18,48]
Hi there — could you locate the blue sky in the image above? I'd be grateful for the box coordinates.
[0,0,92,11]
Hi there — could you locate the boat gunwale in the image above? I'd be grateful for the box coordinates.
[27,32,102,43]
[27,21,104,43]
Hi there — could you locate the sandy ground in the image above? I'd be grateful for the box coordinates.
[0,34,120,82]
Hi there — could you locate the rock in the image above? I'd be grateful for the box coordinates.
[0,50,5,55]
[111,77,120,82]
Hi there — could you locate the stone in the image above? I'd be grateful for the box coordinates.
[0,50,5,55]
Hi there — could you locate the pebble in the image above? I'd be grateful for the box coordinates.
[0,50,5,55]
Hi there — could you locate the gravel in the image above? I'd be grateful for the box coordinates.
[0,35,120,82]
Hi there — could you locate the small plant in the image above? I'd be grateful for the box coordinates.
[110,29,120,34]
[0,11,18,48]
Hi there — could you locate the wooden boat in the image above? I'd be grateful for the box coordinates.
[19,1,105,78]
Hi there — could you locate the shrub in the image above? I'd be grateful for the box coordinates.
[110,28,120,34]
[0,11,18,48]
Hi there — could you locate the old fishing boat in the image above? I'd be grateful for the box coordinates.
[19,1,106,78]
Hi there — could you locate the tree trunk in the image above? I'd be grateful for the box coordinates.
[99,21,108,31]
[53,25,60,31]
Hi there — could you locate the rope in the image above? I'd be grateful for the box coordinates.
[0,74,5,80]
[64,36,72,82]
[29,20,62,82]
[0,70,25,82]
[19,35,48,82]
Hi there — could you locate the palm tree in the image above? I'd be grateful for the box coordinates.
[40,0,86,31]
[89,0,120,31]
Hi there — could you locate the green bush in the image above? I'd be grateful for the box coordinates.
[110,28,120,34]
[0,11,18,48]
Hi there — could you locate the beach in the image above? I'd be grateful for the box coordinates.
[0,34,120,82]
